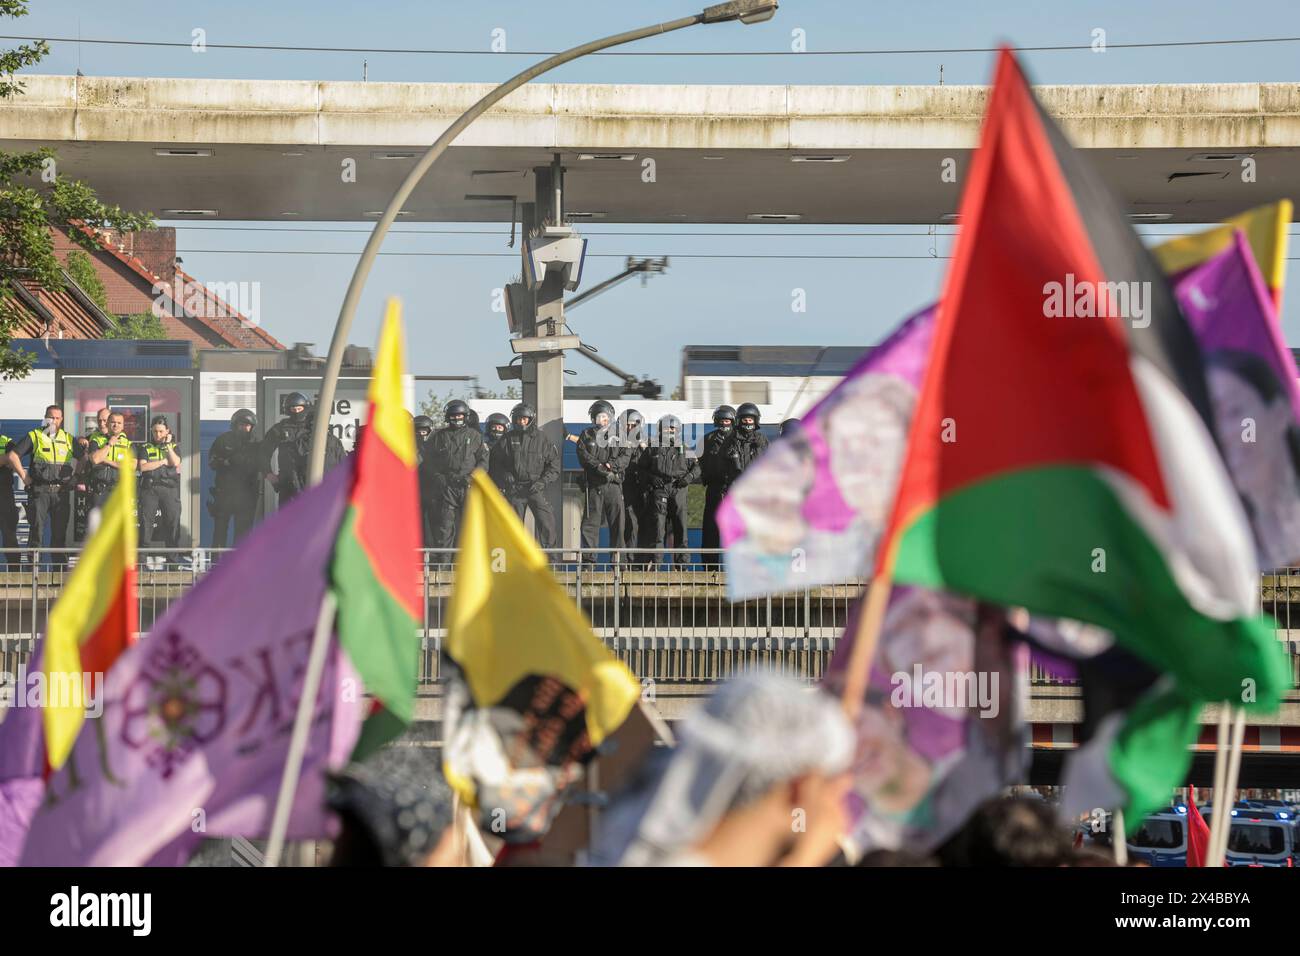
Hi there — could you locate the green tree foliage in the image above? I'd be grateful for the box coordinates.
[64,249,108,311]
[418,385,519,420]
[0,1,153,378]
[103,312,167,340]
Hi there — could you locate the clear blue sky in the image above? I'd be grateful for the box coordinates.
[14,1,1300,400]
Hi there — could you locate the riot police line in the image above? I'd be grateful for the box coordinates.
[0,393,793,567]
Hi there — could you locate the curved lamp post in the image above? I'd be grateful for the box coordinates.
[307,0,779,483]
[267,1,779,868]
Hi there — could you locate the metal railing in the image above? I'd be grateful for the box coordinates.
[2,549,1299,691]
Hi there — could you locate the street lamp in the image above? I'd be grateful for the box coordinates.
[307,1,780,482]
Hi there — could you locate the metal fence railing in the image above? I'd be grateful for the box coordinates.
[2,549,1299,691]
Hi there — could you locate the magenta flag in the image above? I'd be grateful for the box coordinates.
[18,463,364,866]
[719,305,935,600]
[1175,230,1300,569]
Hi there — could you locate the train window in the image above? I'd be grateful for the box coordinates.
[730,381,770,406]
[688,379,725,409]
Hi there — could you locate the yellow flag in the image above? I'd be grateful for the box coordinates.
[444,471,639,748]
[1153,200,1292,307]
[43,450,138,769]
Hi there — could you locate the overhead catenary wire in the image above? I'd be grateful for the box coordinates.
[170,248,1300,261]
[6,33,1300,56]
[166,225,1300,238]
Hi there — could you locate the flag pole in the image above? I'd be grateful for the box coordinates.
[840,573,892,719]
[1213,708,1247,867]
[1111,807,1127,866]
[265,590,338,867]
[1206,707,1230,866]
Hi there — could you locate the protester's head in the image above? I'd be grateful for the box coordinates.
[936,795,1074,867]
[594,674,854,867]
[327,747,460,867]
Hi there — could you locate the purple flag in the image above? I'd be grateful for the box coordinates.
[719,305,936,600]
[0,642,48,865]
[1175,230,1300,569]
[18,462,364,866]
[822,587,1027,857]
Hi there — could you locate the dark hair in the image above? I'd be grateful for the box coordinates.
[150,416,168,429]
[44,405,60,417]
[936,796,1074,867]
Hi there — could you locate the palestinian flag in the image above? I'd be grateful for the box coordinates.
[331,299,422,759]
[877,50,1289,823]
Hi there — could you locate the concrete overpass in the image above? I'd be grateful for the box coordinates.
[3,75,1299,223]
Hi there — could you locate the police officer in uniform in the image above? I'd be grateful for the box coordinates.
[429,400,488,548]
[0,429,20,568]
[699,404,736,567]
[642,414,698,565]
[87,410,133,509]
[139,416,182,566]
[261,391,345,507]
[721,401,769,492]
[73,407,111,539]
[413,414,441,547]
[208,408,261,548]
[483,412,510,449]
[488,402,560,549]
[571,400,628,554]
[6,405,76,567]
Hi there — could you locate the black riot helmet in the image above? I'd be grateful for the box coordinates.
[466,407,480,432]
[413,415,436,439]
[588,400,615,426]
[444,399,469,428]
[510,403,536,429]
[617,409,644,444]
[230,408,257,430]
[735,402,761,434]
[712,405,736,433]
[284,391,311,421]
[485,412,510,441]
[780,418,801,437]
[657,414,683,446]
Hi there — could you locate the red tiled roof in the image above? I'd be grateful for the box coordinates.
[8,274,115,339]
[173,266,286,350]
[69,224,286,350]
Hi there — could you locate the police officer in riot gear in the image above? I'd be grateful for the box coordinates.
[6,405,76,567]
[699,404,736,567]
[413,414,440,546]
[722,401,769,490]
[488,402,560,548]
[208,408,261,548]
[261,391,345,506]
[429,400,488,548]
[642,414,698,565]
[615,409,648,556]
[139,416,182,566]
[571,400,628,555]
[87,410,133,509]
[484,412,510,448]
